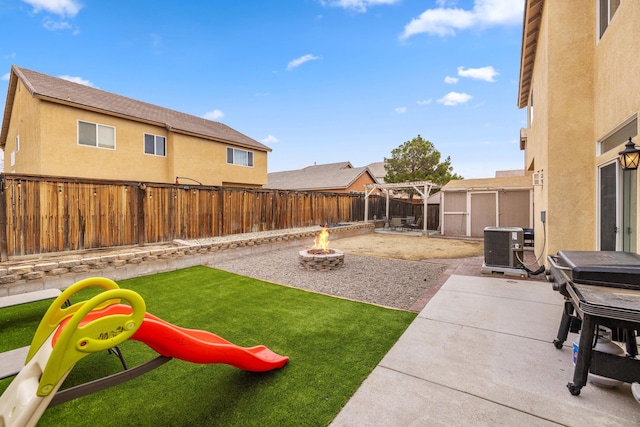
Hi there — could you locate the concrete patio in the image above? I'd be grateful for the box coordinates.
[331,274,640,426]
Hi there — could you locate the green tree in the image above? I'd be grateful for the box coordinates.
[384,135,462,186]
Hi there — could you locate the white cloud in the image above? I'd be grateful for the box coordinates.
[444,76,459,84]
[59,75,96,87]
[401,0,523,38]
[457,65,499,82]
[286,54,320,71]
[204,109,224,120]
[437,91,472,106]
[417,99,432,105]
[22,0,82,17]
[320,0,399,13]
[1,73,10,81]
[262,135,279,144]
[43,16,79,34]
[394,106,407,114]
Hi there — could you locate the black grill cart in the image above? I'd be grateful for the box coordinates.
[548,251,640,395]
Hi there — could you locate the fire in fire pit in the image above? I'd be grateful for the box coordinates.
[299,225,344,270]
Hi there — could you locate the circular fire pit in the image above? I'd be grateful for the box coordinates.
[298,248,345,271]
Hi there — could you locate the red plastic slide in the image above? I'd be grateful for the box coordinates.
[53,305,289,372]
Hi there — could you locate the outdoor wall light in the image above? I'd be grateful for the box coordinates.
[618,137,640,170]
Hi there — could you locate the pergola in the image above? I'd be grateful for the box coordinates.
[363,181,440,236]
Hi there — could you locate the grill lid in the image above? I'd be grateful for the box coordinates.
[557,251,640,289]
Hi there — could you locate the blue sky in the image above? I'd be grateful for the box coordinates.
[0,0,526,178]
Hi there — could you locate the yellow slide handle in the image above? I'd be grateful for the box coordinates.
[26,277,122,362]
[37,288,145,397]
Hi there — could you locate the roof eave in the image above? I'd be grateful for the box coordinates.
[518,0,544,109]
[0,68,20,148]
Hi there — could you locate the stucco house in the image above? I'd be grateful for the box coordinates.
[0,65,271,187]
[265,161,377,194]
[518,1,640,261]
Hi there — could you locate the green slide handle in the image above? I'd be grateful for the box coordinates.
[26,277,122,362]
[37,288,146,397]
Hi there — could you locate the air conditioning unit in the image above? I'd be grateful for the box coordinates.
[484,227,524,269]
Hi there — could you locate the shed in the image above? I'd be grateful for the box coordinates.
[440,173,533,238]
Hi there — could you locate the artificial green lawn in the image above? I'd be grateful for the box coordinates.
[0,266,416,426]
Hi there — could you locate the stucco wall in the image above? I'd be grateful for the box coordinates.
[594,2,640,141]
[5,80,42,173]
[527,1,596,259]
[7,92,268,186]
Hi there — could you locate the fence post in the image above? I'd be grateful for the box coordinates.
[0,175,7,261]
[137,183,146,246]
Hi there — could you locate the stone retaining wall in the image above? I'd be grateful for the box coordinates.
[0,223,374,297]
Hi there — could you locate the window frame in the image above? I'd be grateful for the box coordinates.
[77,120,116,150]
[226,147,254,167]
[598,114,638,156]
[143,133,167,157]
[598,0,621,40]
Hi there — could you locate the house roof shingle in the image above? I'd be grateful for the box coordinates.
[1,65,271,152]
[366,161,387,183]
[265,162,373,191]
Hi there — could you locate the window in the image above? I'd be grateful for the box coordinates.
[599,0,620,39]
[598,115,637,155]
[144,134,166,156]
[15,135,19,152]
[78,121,115,149]
[226,147,254,167]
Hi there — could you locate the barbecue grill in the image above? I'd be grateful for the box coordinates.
[548,250,640,395]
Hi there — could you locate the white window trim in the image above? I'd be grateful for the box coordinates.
[226,147,254,167]
[597,0,620,41]
[77,120,116,150]
[143,133,166,157]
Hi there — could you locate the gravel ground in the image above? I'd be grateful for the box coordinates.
[208,242,448,311]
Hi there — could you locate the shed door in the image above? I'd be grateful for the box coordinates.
[470,192,497,237]
[499,191,531,228]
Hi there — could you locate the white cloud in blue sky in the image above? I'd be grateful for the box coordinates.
[401,0,523,38]
[457,66,499,82]
[444,76,459,84]
[262,135,279,145]
[286,54,321,71]
[438,92,472,106]
[59,75,95,87]
[204,110,225,121]
[22,0,82,17]
[320,0,400,13]
[22,0,82,34]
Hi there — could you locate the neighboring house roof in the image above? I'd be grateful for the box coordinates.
[495,169,525,178]
[265,162,374,191]
[366,161,387,183]
[442,174,532,191]
[0,65,271,152]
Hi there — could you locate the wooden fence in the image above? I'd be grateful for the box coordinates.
[0,174,439,259]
